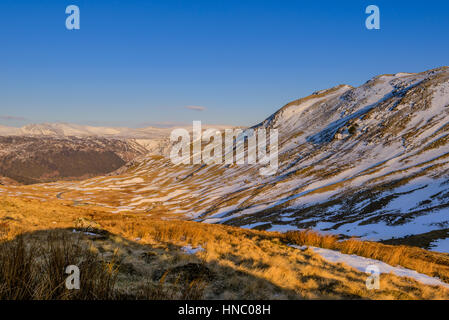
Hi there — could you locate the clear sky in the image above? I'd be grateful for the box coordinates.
[0,0,448,128]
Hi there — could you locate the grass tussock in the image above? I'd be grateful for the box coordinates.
[0,231,209,300]
[0,233,118,300]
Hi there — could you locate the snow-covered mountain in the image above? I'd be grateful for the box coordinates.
[0,122,234,139]
[0,123,168,137]
[3,67,449,251]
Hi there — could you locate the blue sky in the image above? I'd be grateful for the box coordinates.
[0,0,448,127]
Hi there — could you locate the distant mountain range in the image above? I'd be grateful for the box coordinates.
[0,123,234,184]
[0,122,233,139]
[0,123,157,139]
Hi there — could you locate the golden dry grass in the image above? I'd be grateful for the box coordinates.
[0,233,119,299]
[1,196,449,300]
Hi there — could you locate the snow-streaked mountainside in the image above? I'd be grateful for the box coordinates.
[3,67,449,251]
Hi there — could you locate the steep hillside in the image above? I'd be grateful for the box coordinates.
[0,136,147,184]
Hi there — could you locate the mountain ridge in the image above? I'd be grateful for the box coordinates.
[0,122,235,138]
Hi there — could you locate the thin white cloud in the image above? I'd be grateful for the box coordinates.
[186,105,206,111]
[138,121,191,128]
[0,115,27,121]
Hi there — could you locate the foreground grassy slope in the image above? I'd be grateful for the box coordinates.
[1,196,449,300]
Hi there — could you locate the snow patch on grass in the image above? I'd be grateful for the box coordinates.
[181,245,205,255]
[290,245,449,288]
